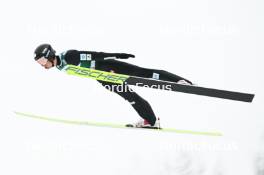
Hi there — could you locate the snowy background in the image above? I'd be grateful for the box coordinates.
[0,0,264,174]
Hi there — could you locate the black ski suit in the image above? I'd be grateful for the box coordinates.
[56,50,192,125]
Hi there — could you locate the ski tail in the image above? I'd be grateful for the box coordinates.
[126,77,255,102]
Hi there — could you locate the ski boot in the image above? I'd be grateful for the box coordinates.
[126,118,161,129]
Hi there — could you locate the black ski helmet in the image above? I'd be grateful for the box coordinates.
[34,44,56,61]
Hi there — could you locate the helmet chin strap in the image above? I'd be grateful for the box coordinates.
[51,60,55,67]
[48,56,56,67]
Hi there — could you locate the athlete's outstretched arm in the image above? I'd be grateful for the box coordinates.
[78,51,135,61]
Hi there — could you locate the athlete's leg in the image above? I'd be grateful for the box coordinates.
[96,60,192,84]
[140,68,193,84]
[97,80,157,126]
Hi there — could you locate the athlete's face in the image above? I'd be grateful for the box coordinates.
[36,57,55,69]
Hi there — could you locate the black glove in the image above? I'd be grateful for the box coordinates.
[117,53,135,59]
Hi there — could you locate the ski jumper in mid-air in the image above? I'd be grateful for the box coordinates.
[34,44,193,128]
